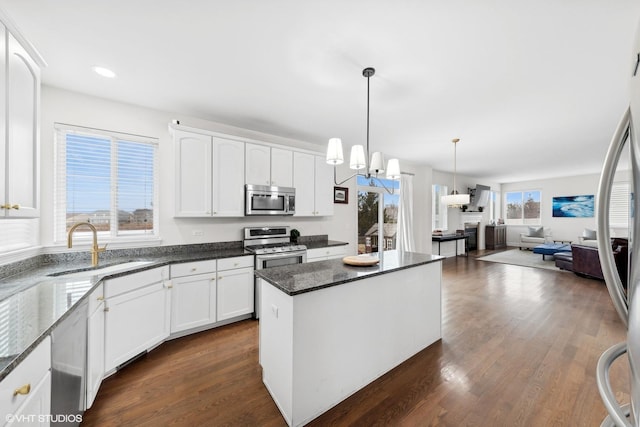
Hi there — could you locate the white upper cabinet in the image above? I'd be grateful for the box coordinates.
[174,129,245,217]
[0,25,41,218]
[245,142,293,187]
[270,147,293,187]
[292,152,315,216]
[212,136,245,216]
[174,130,212,217]
[314,155,334,216]
[293,152,334,216]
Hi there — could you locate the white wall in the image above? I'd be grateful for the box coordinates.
[38,86,434,255]
[501,173,604,245]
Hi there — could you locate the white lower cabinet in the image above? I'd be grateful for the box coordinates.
[0,336,51,427]
[104,267,170,374]
[170,257,254,333]
[217,261,254,321]
[86,284,104,409]
[306,245,347,262]
[170,260,217,334]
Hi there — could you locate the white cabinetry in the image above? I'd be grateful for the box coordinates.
[104,267,170,374]
[0,24,41,218]
[306,245,347,262]
[170,260,217,334]
[216,256,254,321]
[174,129,245,217]
[170,256,254,335]
[245,143,293,187]
[293,152,334,216]
[0,336,51,427]
[86,283,104,409]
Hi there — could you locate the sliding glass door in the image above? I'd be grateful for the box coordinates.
[357,176,400,254]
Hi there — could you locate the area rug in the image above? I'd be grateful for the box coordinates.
[477,249,569,272]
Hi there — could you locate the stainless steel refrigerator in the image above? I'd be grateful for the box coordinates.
[597,19,640,427]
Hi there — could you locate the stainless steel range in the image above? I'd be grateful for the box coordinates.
[244,226,307,318]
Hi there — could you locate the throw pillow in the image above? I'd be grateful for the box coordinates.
[528,226,544,238]
[582,228,596,240]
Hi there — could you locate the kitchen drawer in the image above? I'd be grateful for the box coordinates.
[308,245,346,260]
[217,256,253,271]
[171,260,217,278]
[104,266,169,298]
[0,336,51,418]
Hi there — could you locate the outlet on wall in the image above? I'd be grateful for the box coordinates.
[192,230,204,236]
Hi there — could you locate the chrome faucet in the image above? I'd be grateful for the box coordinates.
[67,222,107,267]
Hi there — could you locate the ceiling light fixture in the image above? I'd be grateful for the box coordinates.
[92,66,116,79]
[326,67,400,194]
[441,138,470,207]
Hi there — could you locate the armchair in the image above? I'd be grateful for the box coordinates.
[519,226,552,249]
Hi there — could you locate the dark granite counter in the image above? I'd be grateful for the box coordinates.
[302,239,348,250]
[0,237,346,381]
[255,250,443,296]
[0,244,247,381]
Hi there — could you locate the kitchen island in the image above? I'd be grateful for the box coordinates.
[255,250,443,427]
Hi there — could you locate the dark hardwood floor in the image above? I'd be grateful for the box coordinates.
[81,250,629,426]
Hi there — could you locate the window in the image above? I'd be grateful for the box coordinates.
[357,176,400,254]
[505,190,541,225]
[54,124,158,243]
[610,182,630,228]
[432,184,448,231]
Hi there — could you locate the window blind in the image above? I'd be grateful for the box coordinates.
[610,182,630,228]
[54,124,158,243]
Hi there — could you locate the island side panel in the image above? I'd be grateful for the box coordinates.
[291,261,442,426]
[259,278,294,425]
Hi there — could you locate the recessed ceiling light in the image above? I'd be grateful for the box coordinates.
[92,66,116,78]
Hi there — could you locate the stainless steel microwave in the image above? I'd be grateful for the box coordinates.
[245,184,295,216]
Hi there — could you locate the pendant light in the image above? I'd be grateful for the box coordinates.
[326,67,401,193]
[441,138,470,207]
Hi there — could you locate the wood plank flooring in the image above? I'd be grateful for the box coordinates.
[81,251,630,426]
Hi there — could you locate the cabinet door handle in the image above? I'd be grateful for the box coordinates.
[191,268,197,272]
[96,296,104,301]
[0,204,10,210]
[218,276,223,280]
[13,383,30,396]
[11,204,20,210]
[104,307,110,312]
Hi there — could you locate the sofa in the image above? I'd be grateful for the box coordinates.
[519,226,552,249]
[555,238,628,287]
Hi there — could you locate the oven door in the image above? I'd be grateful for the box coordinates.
[254,251,307,319]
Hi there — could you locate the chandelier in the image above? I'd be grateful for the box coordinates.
[326,67,400,194]
[441,138,470,207]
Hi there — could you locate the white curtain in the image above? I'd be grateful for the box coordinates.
[397,173,415,252]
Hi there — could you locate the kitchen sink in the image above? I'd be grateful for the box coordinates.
[48,261,155,278]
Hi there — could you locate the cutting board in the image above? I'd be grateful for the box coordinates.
[342,255,380,266]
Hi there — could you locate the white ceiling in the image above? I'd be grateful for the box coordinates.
[2,0,640,183]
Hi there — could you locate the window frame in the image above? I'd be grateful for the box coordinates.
[356,176,400,254]
[54,123,160,245]
[504,190,542,225]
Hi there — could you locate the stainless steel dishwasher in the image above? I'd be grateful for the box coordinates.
[50,298,88,425]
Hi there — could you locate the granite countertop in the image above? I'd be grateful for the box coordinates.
[0,237,347,381]
[255,250,443,296]
[0,245,250,381]
[298,239,348,250]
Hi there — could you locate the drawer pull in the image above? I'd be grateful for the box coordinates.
[96,296,104,301]
[13,383,30,396]
[191,268,197,272]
